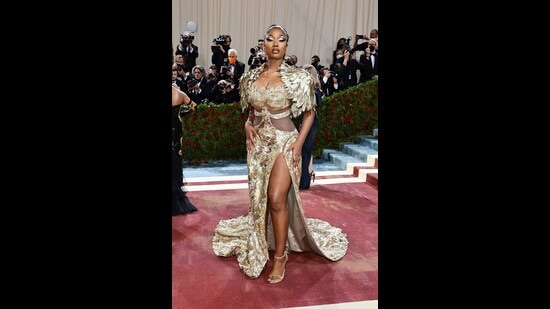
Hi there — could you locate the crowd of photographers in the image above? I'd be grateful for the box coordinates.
[172,29,379,104]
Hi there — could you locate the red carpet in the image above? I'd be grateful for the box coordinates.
[172,182,378,309]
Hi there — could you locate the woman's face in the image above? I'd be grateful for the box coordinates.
[264,27,288,61]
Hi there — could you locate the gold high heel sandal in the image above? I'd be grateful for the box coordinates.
[268,252,288,284]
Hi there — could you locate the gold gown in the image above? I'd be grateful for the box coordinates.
[212,63,348,279]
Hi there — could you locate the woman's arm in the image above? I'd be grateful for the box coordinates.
[288,109,314,167]
[173,84,197,122]
[172,84,192,106]
[244,106,257,151]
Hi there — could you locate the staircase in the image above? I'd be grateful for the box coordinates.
[183,132,378,191]
[321,134,378,189]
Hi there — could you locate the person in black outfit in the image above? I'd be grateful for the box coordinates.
[211,35,232,72]
[311,55,324,76]
[176,31,199,73]
[340,49,363,88]
[358,39,379,82]
[332,37,347,66]
[172,64,185,91]
[226,48,246,90]
[248,39,266,70]
[298,65,323,189]
[172,84,198,215]
[210,79,240,104]
[186,66,209,104]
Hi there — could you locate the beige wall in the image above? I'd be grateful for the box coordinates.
[172,0,377,69]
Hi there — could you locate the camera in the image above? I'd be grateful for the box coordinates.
[220,59,231,74]
[252,57,261,66]
[343,36,352,52]
[213,35,227,45]
[220,65,232,75]
[180,33,195,44]
[211,35,228,52]
[250,46,261,54]
[251,46,266,64]
[176,63,184,71]
[251,47,266,65]
[284,56,294,66]
[350,41,370,54]
[220,82,234,91]
[187,79,199,88]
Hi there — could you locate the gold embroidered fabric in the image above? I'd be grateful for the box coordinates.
[212,62,348,279]
[239,62,317,118]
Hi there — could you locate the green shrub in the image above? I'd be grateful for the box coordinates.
[314,79,378,157]
[180,79,377,164]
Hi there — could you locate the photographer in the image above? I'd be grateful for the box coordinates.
[311,55,324,76]
[174,55,190,93]
[339,49,363,88]
[211,34,232,72]
[320,67,345,96]
[172,64,186,91]
[284,55,298,67]
[211,79,239,104]
[219,61,232,82]
[332,37,349,65]
[203,70,219,102]
[187,66,209,104]
[247,39,266,70]
[176,31,199,73]
[329,71,346,96]
[320,68,331,96]
[358,39,379,83]
[329,48,345,73]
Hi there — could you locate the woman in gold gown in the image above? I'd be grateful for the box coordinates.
[212,24,348,283]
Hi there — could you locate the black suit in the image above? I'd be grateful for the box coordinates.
[359,52,379,83]
[212,44,230,71]
[230,60,246,89]
[176,43,199,73]
[341,58,364,88]
[187,78,209,104]
[298,87,323,189]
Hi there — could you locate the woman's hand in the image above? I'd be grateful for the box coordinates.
[245,121,257,151]
[287,141,303,168]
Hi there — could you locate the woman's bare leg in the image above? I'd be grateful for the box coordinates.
[267,153,291,279]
